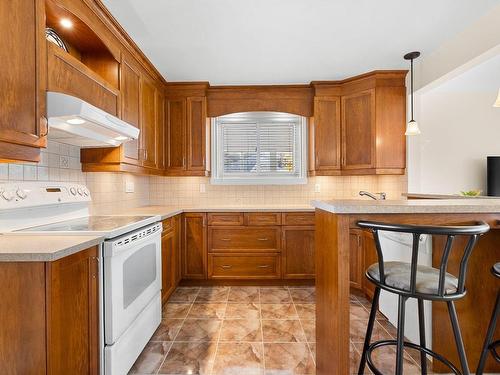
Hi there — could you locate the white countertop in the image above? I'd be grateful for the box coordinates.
[312,198,500,214]
[0,234,104,262]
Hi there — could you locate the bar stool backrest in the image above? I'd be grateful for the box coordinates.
[357,220,490,298]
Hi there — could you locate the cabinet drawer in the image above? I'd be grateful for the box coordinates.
[208,213,244,226]
[209,227,280,252]
[162,217,174,233]
[283,212,315,226]
[244,212,281,226]
[208,253,280,279]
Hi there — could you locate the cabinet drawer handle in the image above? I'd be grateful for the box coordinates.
[220,265,232,269]
[220,238,231,241]
[257,265,270,268]
[257,238,268,241]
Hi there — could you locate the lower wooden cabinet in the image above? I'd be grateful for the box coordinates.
[161,215,182,303]
[208,253,281,279]
[349,229,364,290]
[0,246,99,375]
[362,230,378,300]
[182,213,207,279]
[282,226,315,279]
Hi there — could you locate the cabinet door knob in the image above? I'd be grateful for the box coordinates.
[257,238,268,241]
[257,265,270,268]
[220,265,232,269]
[220,238,231,241]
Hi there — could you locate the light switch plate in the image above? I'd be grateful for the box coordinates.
[314,183,321,193]
[125,180,135,193]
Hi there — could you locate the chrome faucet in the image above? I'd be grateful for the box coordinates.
[359,191,387,200]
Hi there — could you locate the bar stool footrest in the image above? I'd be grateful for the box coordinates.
[489,340,500,363]
[366,339,463,375]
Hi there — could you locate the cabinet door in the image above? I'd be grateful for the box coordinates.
[0,0,47,162]
[47,247,99,375]
[156,88,165,170]
[362,230,378,300]
[187,97,207,172]
[349,229,363,290]
[341,90,376,170]
[182,213,207,279]
[312,97,341,173]
[141,75,158,168]
[120,56,141,164]
[161,229,176,304]
[282,226,315,279]
[166,98,187,171]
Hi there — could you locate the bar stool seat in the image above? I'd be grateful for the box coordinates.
[367,261,458,295]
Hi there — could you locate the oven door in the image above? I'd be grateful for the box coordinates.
[103,223,162,345]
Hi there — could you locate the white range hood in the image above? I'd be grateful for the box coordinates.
[47,92,139,148]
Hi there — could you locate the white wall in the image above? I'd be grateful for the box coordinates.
[408,56,500,194]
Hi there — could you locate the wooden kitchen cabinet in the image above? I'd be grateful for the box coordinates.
[173,214,182,284]
[161,222,176,304]
[310,96,341,175]
[182,213,208,279]
[47,247,99,375]
[0,246,99,374]
[282,226,315,279]
[141,74,159,169]
[165,83,209,176]
[0,0,47,162]
[349,229,364,290]
[342,90,376,170]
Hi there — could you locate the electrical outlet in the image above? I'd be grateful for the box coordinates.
[125,180,135,193]
[314,183,321,193]
[200,183,206,193]
[59,155,69,169]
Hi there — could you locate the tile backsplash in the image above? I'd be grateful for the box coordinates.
[1,141,407,211]
[0,141,150,214]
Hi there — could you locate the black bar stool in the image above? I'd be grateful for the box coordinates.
[476,263,500,375]
[356,220,490,375]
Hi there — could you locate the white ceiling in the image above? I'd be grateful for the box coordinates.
[102,0,500,85]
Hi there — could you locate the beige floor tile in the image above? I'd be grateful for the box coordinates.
[196,287,230,302]
[220,319,262,342]
[228,287,260,303]
[289,288,315,304]
[175,319,222,342]
[264,343,315,374]
[350,302,370,320]
[169,287,200,303]
[128,341,171,374]
[301,320,315,343]
[150,319,184,341]
[158,341,217,375]
[225,303,260,319]
[353,343,421,374]
[262,320,306,343]
[162,302,191,319]
[350,319,392,343]
[261,303,298,320]
[260,288,292,304]
[212,342,264,375]
[188,303,227,319]
[295,304,315,320]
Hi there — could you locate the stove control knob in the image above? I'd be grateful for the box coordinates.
[77,187,83,196]
[1,189,14,201]
[69,187,77,196]
[16,188,27,200]
[83,188,89,197]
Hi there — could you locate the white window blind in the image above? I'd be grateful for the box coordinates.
[212,112,307,185]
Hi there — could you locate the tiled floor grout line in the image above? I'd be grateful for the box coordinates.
[155,287,200,375]
[259,287,266,375]
[207,288,229,375]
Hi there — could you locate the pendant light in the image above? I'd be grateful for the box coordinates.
[493,89,500,107]
[404,51,421,135]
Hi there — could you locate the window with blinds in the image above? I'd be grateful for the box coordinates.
[211,112,307,184]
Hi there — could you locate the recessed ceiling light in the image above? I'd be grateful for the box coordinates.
[66,118,85,125]
[60,18,73,29]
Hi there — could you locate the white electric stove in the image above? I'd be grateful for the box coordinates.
[0,182,163,375]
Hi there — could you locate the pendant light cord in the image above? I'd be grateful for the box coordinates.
[410,58,414,121]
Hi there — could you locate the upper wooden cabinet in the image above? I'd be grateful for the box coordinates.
[309,96,341,175]
[0,0,47,162]
[311,71,407,176]
[120,55,141,164]
[165,83,209,176]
